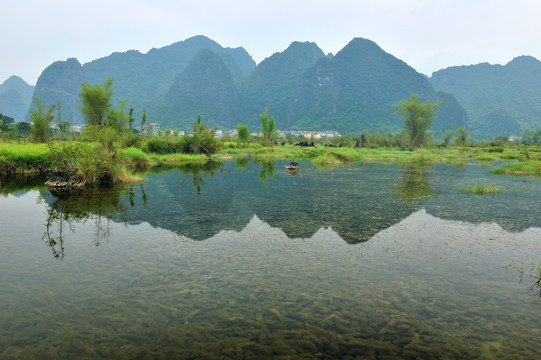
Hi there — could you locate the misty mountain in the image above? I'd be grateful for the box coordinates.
[430,56,541,138]
[237,41,326,129]
[30,35,256,123]
[284,38,467,134]
[29,35,469,135]
[157,49,238,130]
[0,76,34,122]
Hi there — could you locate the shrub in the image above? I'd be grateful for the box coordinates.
[145,138,183,154]
[488,146,505,153]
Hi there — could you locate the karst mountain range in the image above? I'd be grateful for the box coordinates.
[2,35,541,138]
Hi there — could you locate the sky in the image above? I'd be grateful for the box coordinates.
[2,0,541,85]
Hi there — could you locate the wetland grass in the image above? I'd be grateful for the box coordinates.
[458,184,501,195]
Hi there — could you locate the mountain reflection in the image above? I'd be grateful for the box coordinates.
[35,160,541,258]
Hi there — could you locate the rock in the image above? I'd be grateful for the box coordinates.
[45,171,85,188]
[284,161,299,174]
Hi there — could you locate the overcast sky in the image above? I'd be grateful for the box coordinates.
[2,0,541,85]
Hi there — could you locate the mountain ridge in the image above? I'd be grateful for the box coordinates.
[26,35,541,136]
[430,55,541,137]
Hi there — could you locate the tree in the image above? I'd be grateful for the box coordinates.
[79,78,115,127]
[442,130,455,146]
[128,107,135,132]
[15,122,32,137]
[0,113,14,133]
[393,94,444,149]
[235,123,250,147]
[455,128,468,146]
[140,108,147,133]
[30,98,56,143]
[260,107,277,145]
[181,115,221,156]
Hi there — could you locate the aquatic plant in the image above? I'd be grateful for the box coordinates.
[458,184,501,195]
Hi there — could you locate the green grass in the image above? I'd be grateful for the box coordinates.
[2,140,538,182]
[458,184,501,195]
[491,160,541,175]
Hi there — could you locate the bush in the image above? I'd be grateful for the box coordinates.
[119,147,150,170]
[488,146,505,153]
[144,138,183,154]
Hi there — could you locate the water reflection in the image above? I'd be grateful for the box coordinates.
[392,165,437,204]
[176,161,225,194]
[258,160,275,185]
[14,160,541,259]
[39,186,132,257]
[235,157,250,171]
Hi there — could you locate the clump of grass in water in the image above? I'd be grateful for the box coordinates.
[458,184,501,195]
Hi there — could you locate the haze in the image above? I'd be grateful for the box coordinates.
[2,0,541,85]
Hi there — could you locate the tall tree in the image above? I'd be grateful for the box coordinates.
[260,107,277,145]
[393,94,444,149]
[235,123,250,147]
[78,78,115,127]
[455,127,470,146]
[30,97,55,143]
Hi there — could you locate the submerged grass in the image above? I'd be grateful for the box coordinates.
[219,145,525,167]
[491,160,541,175]
[458,184,501,195]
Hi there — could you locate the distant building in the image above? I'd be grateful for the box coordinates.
[139,123,160,135]
[69,124,83,133]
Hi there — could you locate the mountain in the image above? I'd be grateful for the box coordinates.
[0,76,34,121]
[157,49,238,130]
[237,41,326,129]
[29,35,256,123]
[284,38,467,134]
[29,36,468,135]
[430,56,541,138]
[30,58,84,122]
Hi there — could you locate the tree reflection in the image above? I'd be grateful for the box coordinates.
[235,158,250,172]
[392,165,437,204]
[40,186,132,258]
[178,161,225,194]
[258,161,276,186]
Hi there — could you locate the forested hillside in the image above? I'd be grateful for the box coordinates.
[0,76,34,122]
[28,35,469,135]
[431,56,541,138]
[30,36,255,124]
[284,38,466,134]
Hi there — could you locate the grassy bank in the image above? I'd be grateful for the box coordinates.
[0,141,150,184]
[217,144,525,166]
[491,148,541,175]
[2,140,539,185]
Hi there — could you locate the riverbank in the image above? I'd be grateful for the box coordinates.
[1,141,540,185]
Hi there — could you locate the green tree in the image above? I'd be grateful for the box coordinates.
[15,122,32,137]
[1,114,15,133]
[181,115,221,156]
[30,98,56,143]
[139,107,147,135]
[128,107,134,132]
[442,130,455,146]
[235,123,250,147]
[521,129,541,145]
[260,107,277,145]
[393,94,444,149]
[455,127,469,146]
[79,78,115,127]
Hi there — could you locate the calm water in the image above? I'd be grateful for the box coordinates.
[1,160,540,359]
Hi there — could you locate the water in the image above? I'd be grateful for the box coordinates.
[0,160,540,359]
